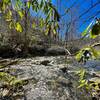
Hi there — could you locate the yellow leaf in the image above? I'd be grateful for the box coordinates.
[32,22,36,28]
[27,1,31,8]
[9,22,14,29]
[39,19,44,28]
[82,21,93,37]
[18,11,24,19]
[90,30,97,39]
[5,10,12,22]
[2,3,6,11]
[15,22,23,32]
[45,28,49,36]
[53,28,56,35]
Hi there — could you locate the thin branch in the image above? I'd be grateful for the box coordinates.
[79,1,100,19]
[70,1,100,25]
[81,11,100,25]
[61,0,78,17]
[77,11,100,31]
[60,0,89,17]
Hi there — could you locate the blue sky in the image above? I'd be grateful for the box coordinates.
[12,0,100,38]
[52,0,100,37]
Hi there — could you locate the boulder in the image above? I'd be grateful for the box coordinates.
[28,45,68,56]
[46,46,66,56]
[28,45,46,56]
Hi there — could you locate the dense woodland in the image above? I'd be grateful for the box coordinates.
[0,0,100,100]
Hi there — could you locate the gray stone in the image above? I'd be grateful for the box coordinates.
[0,56,95,100]
[46,47,66,56]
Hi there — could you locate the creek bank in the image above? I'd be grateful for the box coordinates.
[0,56,100,100]
[0,45,72,58]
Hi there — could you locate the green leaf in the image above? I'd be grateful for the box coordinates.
[18,11,24,19]
[15,0,23,10]
[82,21,93,37]
[75,45,100,61]
[40,0,44,9]
[90,30,97,39]
[45,24,51,35]
[53,28,57,35]
[90,23,100,38]
[48,2,60,21]
[27,1,31,9]
[4,0,10,4]
[9,21,14,29]
[32,0,39,12]
[78,83,85,88]
[75,47,91,61]
[45,28,49,36]
[5,10,12,22]
[0,72,15,83]
[39,18,44,28]
[15,22,23,32]
[32,22,36,29]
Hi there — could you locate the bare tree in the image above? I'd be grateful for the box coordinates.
[64,6,79,42]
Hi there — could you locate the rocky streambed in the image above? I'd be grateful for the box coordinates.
[0,56,100,100]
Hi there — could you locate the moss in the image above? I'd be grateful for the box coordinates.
[0,71,28,87]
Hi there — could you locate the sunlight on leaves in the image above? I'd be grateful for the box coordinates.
[18,11,24,19]
[15,22,23,32]
[9,21,15,29]
[32,22,36,29]
[82,21,93,37]
[5,10,12,22]
[27,1,31,9]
